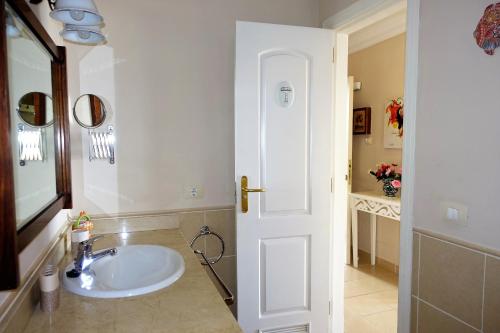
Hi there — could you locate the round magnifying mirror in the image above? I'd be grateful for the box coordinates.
[73,94,106,128]
[17,92,54,127]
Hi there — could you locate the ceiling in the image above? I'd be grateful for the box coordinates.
[349,8,407,54]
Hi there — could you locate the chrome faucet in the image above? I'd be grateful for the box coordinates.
[66,235,117,278]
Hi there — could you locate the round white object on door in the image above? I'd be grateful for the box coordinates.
[276,81,294,108]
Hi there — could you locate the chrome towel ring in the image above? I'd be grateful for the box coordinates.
[189,225,234,305]
[189,225,225,265]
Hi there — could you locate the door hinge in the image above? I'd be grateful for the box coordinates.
[330,178,333,192]
[329,300,332,315]
[348,159,352,185]
[332,48,335,62]
[234,182,237,204]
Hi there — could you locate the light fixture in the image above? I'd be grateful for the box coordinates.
[29,0,106,45]
[5,13,21,38]
[49,0,103,26]
[61,24,105,45]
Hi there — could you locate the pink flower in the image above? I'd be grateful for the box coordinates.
[391,180,401,188]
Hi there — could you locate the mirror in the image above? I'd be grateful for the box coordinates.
[73,94,106,128]
[6,3,57,230]
[1,0,72,291]
[17,92,54,127]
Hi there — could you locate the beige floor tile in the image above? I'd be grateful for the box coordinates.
[345,290,398,316]
[345,309,380,333]
[364,309,398,333]
[345,262,399,333]
[345,264,366,282]
[356,265,399,284]
[345,277,395,298]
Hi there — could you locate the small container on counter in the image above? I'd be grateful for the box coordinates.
[39,265,60,313]
[71,228,90,257]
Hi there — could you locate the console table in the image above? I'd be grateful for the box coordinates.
[349,191,401,268]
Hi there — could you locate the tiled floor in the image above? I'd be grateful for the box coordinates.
[345,254,399,333]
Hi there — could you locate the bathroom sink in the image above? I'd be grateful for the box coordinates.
[63,245,185,298]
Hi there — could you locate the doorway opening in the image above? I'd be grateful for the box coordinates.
[326,1,413,332]
[345,24,406,333]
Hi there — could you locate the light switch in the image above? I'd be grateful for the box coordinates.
[441,201,468,226]
[447,207,459,221]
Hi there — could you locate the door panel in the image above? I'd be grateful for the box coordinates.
[260,236,310,315]
[260,51,311,216]
[235,21,334,333]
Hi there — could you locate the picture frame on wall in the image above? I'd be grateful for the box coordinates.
[384,98,404,149]
[353,107,371,135]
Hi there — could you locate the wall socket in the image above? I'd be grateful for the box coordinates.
[441,201,468,226]
[184,185,204,199]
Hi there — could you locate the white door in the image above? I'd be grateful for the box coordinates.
[235,21,335,333]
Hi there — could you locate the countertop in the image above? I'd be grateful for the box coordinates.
[23,229,242,333]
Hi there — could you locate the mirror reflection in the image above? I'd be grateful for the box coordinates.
[17,92,53,127]
[6,3,57,230]
[73,94,106,128]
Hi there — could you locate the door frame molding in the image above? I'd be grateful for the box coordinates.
[323,0,419,332]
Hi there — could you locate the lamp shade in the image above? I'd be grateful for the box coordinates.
[50,0,103,25]
[61,24,105,45]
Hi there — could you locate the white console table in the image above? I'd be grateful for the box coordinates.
[349,191,400,268]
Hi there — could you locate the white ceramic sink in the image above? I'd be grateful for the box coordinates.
[63,245,185,298]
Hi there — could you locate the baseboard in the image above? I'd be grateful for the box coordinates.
[358,249,399,274]
[75,205,236,220]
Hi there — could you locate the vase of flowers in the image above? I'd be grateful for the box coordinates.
[369,163,402,197]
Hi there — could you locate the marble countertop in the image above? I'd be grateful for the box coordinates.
[23,229,242,333]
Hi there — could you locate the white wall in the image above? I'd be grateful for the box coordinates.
[320,0,359,23]
[66,0,320,216]
[414,0,500,251]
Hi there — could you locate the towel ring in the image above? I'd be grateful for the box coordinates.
[190,225,225,265]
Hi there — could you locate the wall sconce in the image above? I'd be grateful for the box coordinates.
[61,24,105,44]
[29,0,106,45]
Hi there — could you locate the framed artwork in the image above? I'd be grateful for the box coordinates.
[353,107,371,135]
[384,98,404,149]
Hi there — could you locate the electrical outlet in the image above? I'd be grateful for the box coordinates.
[441,201,468,226]
[184,185,204,199]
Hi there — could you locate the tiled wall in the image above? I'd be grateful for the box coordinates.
[178,208,237,317]
[411,231,500,333]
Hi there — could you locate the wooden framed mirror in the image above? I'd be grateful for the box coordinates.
[0,0,71,290]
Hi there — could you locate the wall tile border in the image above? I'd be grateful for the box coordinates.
[412,229,500,333]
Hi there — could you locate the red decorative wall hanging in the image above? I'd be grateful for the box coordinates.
[474,2,500,55]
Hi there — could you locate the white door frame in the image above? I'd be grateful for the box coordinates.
[324,0,420,332]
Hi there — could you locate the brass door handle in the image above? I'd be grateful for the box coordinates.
[242,188,266,193]
[241,176,265,213]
